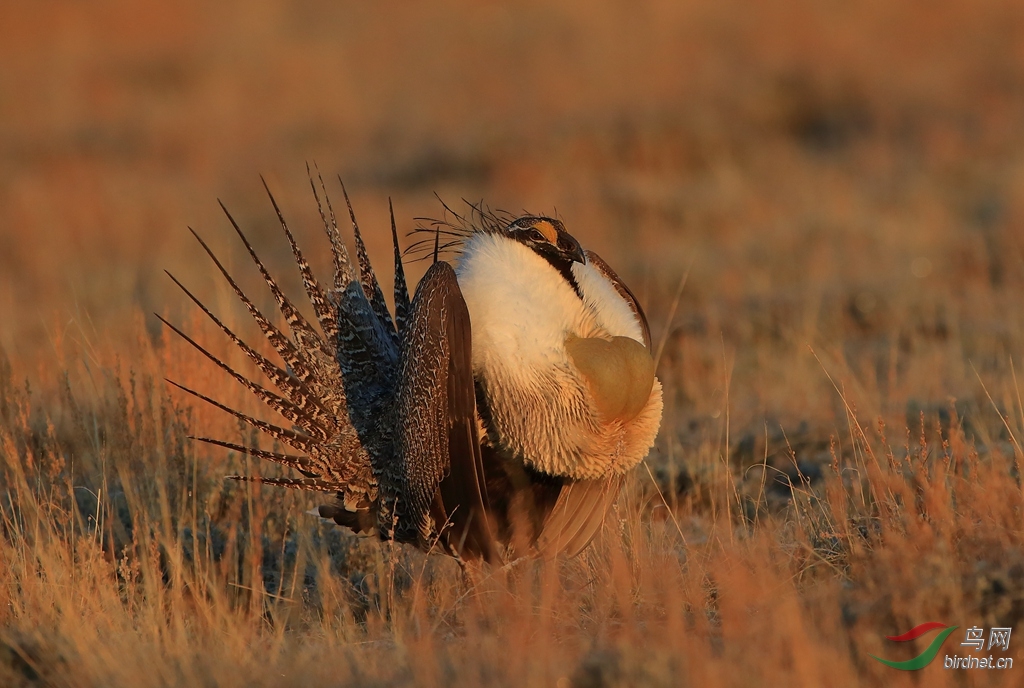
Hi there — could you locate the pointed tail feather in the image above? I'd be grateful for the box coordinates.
[390,199,411,338]
[162,270,339,436]
[260,176,341,349]
[189,435,313,474]
[308,163,356,291]
[227,475,337,492]
[166,378,317,455]
[157,312,329,441]
[338,178,397,343]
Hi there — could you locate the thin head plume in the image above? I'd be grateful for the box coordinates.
[404,197,512,263]
[402,239,469,264]
[435,192,470,228]
[462,197,515,232]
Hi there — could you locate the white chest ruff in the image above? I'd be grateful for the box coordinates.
[455,233,663,479]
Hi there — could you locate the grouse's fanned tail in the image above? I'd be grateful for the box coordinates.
[164,186,384,522]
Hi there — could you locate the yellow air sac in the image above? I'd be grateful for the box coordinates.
[565,335,656,422]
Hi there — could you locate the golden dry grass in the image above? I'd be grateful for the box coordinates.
[3,0,1024,685]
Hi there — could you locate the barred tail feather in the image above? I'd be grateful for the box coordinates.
[156,312,329,440]
[307,163,356,291]
[227,475,337,492]
[339,179,398,345]
[259,176,341,348]
[390,199,411,338]
[165,379,318,455]
[189,436,313,474]
[162,270,338,436]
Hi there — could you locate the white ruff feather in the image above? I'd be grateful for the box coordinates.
[572,260,646,343]
[456,232,663,479]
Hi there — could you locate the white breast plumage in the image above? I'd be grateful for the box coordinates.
[456,231,663,479]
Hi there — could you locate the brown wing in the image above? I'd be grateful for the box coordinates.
[394,261,497,561]
[535,475,624,558]
[585,250,652,350]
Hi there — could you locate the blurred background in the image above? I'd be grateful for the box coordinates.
[3,0,1024,450]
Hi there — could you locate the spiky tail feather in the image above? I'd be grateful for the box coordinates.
[163,175,412,529]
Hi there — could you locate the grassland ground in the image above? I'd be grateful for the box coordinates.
[3,1,1024,685]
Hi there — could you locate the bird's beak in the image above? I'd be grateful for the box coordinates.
[568,244,586,264]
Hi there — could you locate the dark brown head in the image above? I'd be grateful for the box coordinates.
[506,216,586,267]
[505,216,586,298]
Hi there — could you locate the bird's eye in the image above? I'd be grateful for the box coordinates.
[528,228,545,242]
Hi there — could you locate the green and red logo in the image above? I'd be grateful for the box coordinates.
[871,622,959,670]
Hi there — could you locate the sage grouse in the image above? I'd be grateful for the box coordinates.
[163,178,663,563]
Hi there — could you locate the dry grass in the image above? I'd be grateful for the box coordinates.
[3,0,1024,685]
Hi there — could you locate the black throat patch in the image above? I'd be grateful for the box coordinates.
[543,255,584,301]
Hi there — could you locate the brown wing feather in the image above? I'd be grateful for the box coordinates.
[585,250,652,350]
[438,269,496,560]
[535,475,623,558]
[393,261,496,559]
